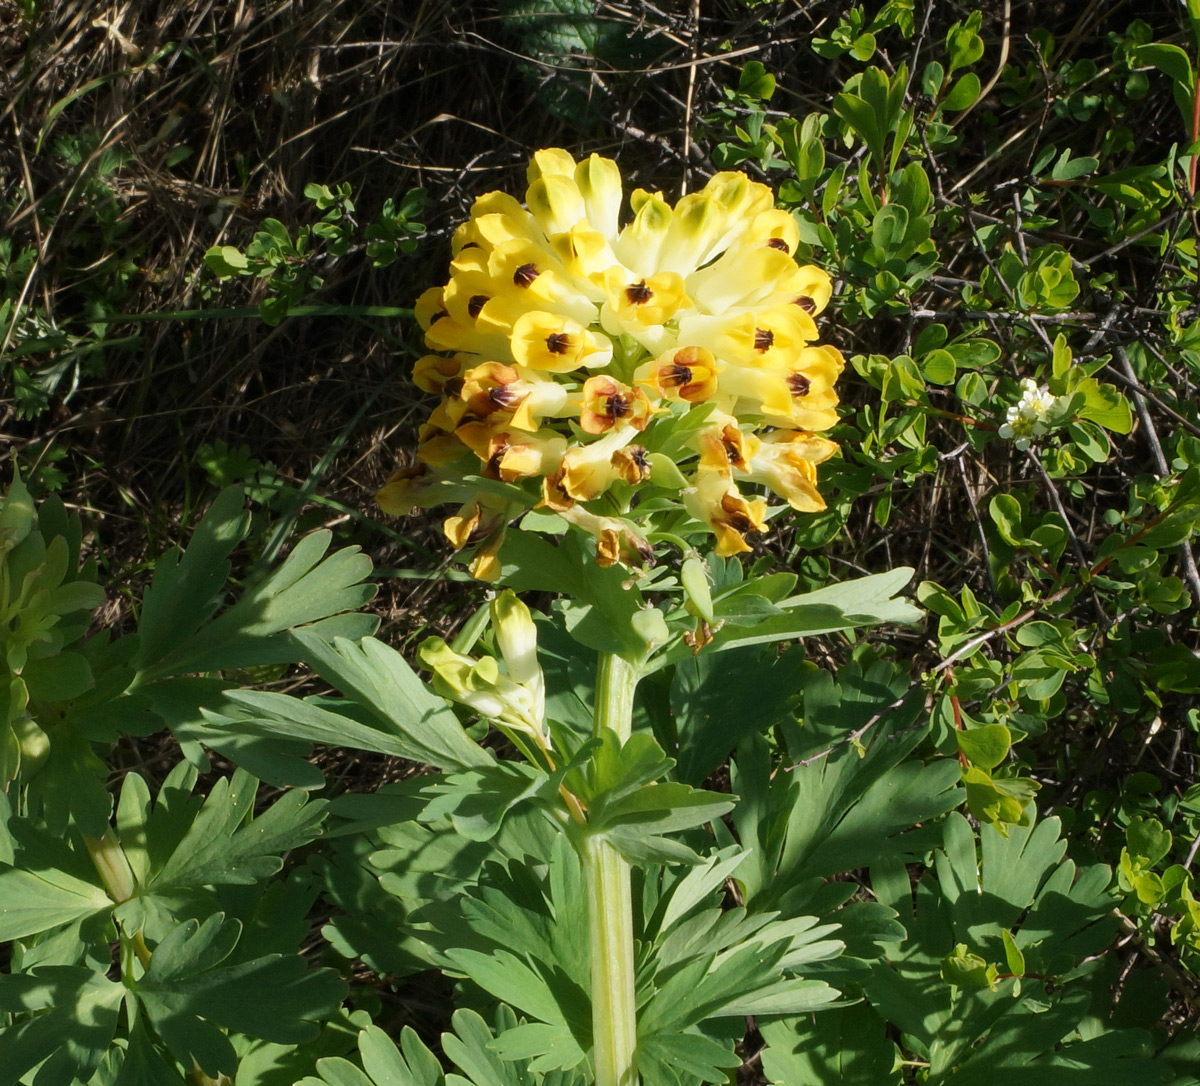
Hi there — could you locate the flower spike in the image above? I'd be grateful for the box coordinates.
[379,147,843,575]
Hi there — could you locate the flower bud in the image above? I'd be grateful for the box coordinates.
[491,590,544,721]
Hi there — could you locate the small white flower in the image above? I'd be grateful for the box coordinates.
[1000,379,1058,451]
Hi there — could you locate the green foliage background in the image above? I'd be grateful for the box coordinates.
[5,0,1200,1083]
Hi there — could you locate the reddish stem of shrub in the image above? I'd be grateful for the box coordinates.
[1191,77,1200,195]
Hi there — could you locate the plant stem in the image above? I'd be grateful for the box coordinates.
[584,652,639,1086]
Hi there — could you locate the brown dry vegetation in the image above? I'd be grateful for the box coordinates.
[3,0,803,640]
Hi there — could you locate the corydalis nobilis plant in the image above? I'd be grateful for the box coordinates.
[378,148,844,577]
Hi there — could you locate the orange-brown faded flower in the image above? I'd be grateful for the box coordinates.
[683,470,769,558]
[376,463,442,513]
[695,412,759,476]
[413,353,467,396]
[579,376,656,434]
[456,423,567,482]
[611,443,652,486]
[543,427,642,505]
[496,432,569,481]
[444,495,513,582]
[459,362,521,417]
[555,505,654,569]
[741,430,838,512]
[636,346,719,404]
[459,362,569,431]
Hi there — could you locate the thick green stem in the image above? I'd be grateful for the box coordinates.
[585,653,639,1086]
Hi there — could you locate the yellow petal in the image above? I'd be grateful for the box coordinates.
[781,264,834,317]
[614,189,672,271]
[415,286,448,330]
[741,431,837,512]
[574,153,623,240]
[602,268,688,329]
[528,147,577,182]
[527,173,585,237]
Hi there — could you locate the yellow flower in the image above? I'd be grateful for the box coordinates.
[550,224,617,283]
[416,421,470,467]
[465,190,545,250]
[527,172,586,238]
[376,463,441,514]
[779,263,834,317]
[574,153,623,240]
[480,241,598,325]
[768,345,845,430]
[613,188,673,271]
[418,596,546,736]
[455,422,567,482]
[675,311,755,364]
[686,245,803,314]
[600,267,689,347]
[690,305,816,369]
[511,311,612,373]
[380,147,846,575]
[414,286,449,330]
[744,208,802,255]
[717,343,844,430]
[527,147,578,181]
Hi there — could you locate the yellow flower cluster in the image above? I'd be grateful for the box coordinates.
[378,148,843,579]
